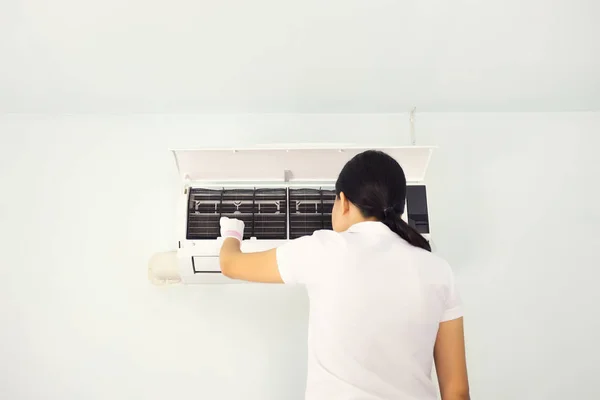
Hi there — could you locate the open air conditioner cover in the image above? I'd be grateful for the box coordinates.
[172,146,434,183]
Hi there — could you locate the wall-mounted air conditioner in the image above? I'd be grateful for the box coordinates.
[148,145,435,284]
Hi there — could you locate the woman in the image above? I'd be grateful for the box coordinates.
[220,150,470,400]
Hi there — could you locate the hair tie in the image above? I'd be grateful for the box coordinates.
[383,204,404,219]
[383,206,396,218]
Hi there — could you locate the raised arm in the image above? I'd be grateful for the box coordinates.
[218,217,332,285]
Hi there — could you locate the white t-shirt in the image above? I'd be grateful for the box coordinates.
[276,221,462,400]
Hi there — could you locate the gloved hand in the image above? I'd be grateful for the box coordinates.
[220,217,245,242]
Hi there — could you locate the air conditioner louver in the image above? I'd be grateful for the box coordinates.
[187,188,287,240]
[288,188,335,239]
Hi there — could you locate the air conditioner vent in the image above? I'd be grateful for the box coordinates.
[288,188,335,239]
[187,188,287,240]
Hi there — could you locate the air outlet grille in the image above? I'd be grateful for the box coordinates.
[288,188,335,239]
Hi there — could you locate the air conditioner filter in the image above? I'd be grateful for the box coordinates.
[187,188,287,240]
[288,188,335,239]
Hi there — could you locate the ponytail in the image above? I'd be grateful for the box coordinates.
[335,150,432,253]
[382,213,431,252]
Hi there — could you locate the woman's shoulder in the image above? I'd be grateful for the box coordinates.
[301,229,347,248]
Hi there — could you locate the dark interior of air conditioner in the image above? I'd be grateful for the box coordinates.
[187,186,429,240]
[406,185,430,234]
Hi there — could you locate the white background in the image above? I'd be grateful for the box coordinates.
[1,112,599,399]
[1,0,599,113]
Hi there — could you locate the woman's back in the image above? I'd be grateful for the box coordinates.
[277,221,462,400]
[219,150,469,400]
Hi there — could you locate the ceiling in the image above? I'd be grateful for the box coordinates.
[1,0,599,113]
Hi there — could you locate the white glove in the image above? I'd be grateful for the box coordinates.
[220,217,245,242]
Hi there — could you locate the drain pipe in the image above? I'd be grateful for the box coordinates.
[409,107,417,146]
[148,251,181,284]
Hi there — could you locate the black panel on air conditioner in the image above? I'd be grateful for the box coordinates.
[288,188,335,239]
[406,185,430,234]
[187,188,287,240]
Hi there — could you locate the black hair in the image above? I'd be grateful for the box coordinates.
[335,150,431,252]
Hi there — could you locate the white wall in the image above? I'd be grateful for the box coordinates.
[2,0,599,113]
[0,112,598,400]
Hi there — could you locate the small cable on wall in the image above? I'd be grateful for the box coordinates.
[409,107,417,146]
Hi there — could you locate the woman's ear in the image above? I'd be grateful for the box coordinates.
[339,192,351,215]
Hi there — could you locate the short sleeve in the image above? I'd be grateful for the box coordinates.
[276,231,331,285]
[440,269,463,322]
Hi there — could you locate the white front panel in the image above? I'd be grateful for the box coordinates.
[184,273,241,284]
[173,146,434,184]
[179,239,287,252]
[177,239,286,284]
[192,256,220,272]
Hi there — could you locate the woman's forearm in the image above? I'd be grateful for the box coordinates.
[441,392,470,400]
[219,238,242,275]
